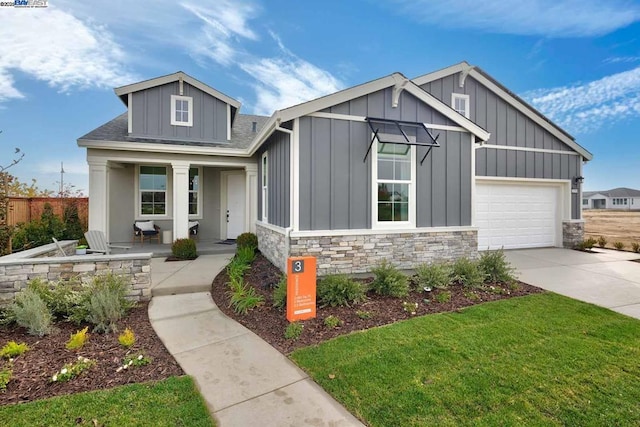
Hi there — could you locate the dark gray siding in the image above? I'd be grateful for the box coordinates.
[131,82,228,142]
[257,131,290,228]
[421,73,582,219]
[299,88,472,230]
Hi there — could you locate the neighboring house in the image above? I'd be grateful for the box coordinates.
[583,188,640,210]
[78,62,593,275]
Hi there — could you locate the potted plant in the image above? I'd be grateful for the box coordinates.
[76,245,88,255]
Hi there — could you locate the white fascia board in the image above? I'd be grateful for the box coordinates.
[114,71,241,109]
[412,61,470,86]
[78,139,251,157]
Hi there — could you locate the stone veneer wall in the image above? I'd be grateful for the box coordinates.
[289,229,478,276]
[256,222,288,272]
[0,253,152,305]
[562,220,585,248]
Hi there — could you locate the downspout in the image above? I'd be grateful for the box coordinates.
[274,121,294,267]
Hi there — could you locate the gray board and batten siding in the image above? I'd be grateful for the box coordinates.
[257,130,291,228]
[298,87,473,231]
[130,81,229,143]
[419,73,583,219]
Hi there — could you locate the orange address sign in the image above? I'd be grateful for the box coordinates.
[286,256,317,322]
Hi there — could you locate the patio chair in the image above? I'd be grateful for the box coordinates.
[133,221,161,245]
[189,220,199,241]
[85,230,131,255]
[51,237,68,256]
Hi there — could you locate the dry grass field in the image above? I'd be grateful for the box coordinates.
[583,209,640,250]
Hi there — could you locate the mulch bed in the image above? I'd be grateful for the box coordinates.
[211,253,544,355]
[0,302,183,406]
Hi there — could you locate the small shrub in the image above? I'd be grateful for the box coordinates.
[613,241,625,251]
[228,278,264,315]
[26,278,83,320]
[83,274,134,333]
[117,354,152,372]
[402,301,418,315]
[324,315,343,329]
[51,356,95,383]
[0,306,15,327]
[66,327,89,351]
[12,288,52,336]
[236,232,258,250]
[171,238,197,260]
[579,237,597,251]
[317,275,366,307]
[597,236,607,248]
[118,327,136,348]
[235,246,256,265]
[414,263,451,290]
[370,260,409,298]
[452,258,485,288]
[435,291,451,303]
[272,275,287,310]
[632,242,640,253]
[0,364,12,391]
[0,341,29,359]
[478,250,516,283]
[464,291,481,302]
[356,310,372,320]
[284,322,303,340]
[226,259,250,283]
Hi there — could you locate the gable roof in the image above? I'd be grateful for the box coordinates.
[114,71,241,111]
[584,188,640,198]
[412,62,593,161]
[248,72,491,155]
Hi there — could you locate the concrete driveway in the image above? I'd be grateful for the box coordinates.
[505,248,640,319]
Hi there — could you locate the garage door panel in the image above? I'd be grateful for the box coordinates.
[477,183,558,250]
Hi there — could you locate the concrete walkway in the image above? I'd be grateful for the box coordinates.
[506,248,640,319]
[148,254,363,426]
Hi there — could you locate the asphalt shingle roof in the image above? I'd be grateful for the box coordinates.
[583,188,640,198]
[79,113,270,150]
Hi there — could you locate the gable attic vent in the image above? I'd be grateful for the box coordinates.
[252,121,257,132]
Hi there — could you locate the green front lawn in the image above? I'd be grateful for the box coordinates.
[292,293,640,426]
[0,376,214,427]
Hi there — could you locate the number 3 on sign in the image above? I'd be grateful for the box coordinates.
[293,260,304,273]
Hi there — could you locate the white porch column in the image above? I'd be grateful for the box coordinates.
[245,164,258,233]
[88,159,109,236]
[172,161,190,240]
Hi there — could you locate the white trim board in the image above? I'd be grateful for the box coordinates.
[307,112,468,133]
[478,144,581,156]
[290,225,478,238]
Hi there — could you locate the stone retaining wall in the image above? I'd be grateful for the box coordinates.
[563,220,585,248]
[0,248,152,305]
[289,229,478,276]
[256,222,288,272]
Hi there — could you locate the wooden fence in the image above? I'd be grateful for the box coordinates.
[7,197,88,226]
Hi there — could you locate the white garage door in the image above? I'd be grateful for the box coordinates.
[476,182,559,250]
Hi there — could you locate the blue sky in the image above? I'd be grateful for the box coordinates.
[1,0,640,192]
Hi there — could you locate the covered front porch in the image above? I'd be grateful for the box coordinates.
[87,148,258,245]
[116,237,236,257]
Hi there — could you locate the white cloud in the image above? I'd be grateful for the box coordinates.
[390,0,640,37]
[0,7,136,101]
[604,56,640,64]
[523,66,640,133]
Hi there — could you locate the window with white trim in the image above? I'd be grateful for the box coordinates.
[171,95,193,126]
[374,142,415,226]
[139,166,167,216]
[189,167,200,217]
[261,152,268,221]
[451,93,470,118]
[582,198,588,205]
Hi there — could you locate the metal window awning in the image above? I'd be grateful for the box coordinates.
[363,117,440,165]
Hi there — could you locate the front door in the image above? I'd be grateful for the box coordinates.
[226,173,246,239]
